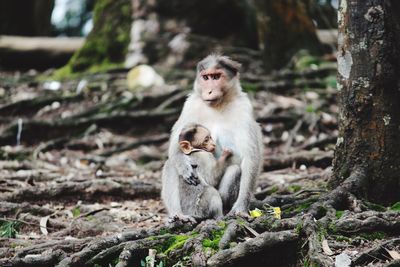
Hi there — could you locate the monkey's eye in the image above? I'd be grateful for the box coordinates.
[211,74,221,80]
[202,75,209,80]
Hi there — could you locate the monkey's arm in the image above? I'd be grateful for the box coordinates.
[210,149,232,185]
[229,124,263,215]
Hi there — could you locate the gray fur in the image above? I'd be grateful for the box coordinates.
[164,54,263,219]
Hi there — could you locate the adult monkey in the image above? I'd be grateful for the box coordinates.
[167,54,263,216]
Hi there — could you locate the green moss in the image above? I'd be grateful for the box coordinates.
[164,235,190,254]
[335,210,344,219]
[363,201,386,212]
[202,228,225,251]
[283,199,318,214]
[295,222,303,234]
[154,233,197,255]
[390,201,400,211]
[287,184,302,193]
[55,0,131,78]
[328,223,337,233]
[359,231,386,241]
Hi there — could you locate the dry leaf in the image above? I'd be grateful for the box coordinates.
[39,216,50,236]
[386,248,400,260]
[322,239,334,256]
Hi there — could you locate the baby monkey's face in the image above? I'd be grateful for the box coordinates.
[193,127,216,153]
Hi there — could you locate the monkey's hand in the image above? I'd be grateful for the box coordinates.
[176,154,200,185]
[221,148,233,159]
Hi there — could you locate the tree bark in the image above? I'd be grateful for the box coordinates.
[332,0,400,204]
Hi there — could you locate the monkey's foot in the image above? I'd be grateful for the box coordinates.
[167,214,197,227]
[226,210,251,220]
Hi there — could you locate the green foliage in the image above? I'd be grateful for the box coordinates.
[141,255,164,267]
[0,220,20,238]
[324,75,337,89]
[71,207,81,217]
[241,82,259,92]
[390,202,400,211]
[171,256,191,267]
[305,104,316,113]
[294,53,321,71]
[295,222,303,234]
[303,258,319,267]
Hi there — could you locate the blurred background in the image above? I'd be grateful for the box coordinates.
[0,0,338,70]
[0,0,339,256]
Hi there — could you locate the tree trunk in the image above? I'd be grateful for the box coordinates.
[332,0,400,204]
[0,0,54,36]
[62,0,132,73]
[254,0,325,71]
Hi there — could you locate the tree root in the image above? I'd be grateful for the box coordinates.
[56,229,160,267]
[264,150,333,171]
[0,177,161,202]
[0,249,66,267]
[207,230,299,267]
[352,238,400,266]
[333,211,400,234]
[0,109,179,146]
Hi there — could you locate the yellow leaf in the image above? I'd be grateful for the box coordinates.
[249,208,263,218]
[273,207,281,219]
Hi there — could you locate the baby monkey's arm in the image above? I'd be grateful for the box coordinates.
[207,149,232,187]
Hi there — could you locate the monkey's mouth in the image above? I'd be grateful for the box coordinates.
[204,98,219,105]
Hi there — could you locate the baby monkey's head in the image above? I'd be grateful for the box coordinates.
[178,124,216,155]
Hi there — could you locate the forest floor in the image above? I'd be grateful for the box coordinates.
[0,52,399,267]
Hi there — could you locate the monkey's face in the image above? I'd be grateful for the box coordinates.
[179,126,216,154]
[198,68,227,107]
[194,127,216,153]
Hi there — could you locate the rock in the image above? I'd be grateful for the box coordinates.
[126,65,165,91]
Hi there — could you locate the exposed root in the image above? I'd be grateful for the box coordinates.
[207,230,299,267]
[1,177,160,202]
[352,238,400,266]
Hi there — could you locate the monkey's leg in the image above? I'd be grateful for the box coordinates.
[218,165,241,211]
[229,158,259,215]
[196,187,223,219]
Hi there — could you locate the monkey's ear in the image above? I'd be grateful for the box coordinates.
[179,141,193,155]
[218,57,242,76]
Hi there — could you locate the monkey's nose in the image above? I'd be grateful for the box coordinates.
[208,91,212,95]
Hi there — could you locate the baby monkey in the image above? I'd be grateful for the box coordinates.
[161,124,232,222]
